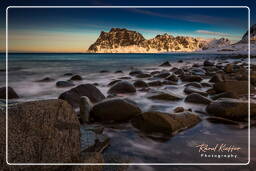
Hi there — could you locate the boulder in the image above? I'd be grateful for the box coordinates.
[213,81,251,96]
[148,80,162,86]
[154,72,170,78]
[108,80,121,86]
[209,73,225,83]
[201,82,212,87]
[159,61,171,67]
[131,111,201,136]
[185,93,212,105]
[166,74,178,82]
[133,80,148,88]
[99,70,109,73]
[204,60,214,66]
[210,92,236,100]
[118,76,132,80]
[206,98,256,120]
[0,87,19,99]
[129,70,144,76]
[80,96,93,123]
[224,64,233,73]
[136,73,151,78]
[173,107,185,113]
[1,99,80,164]
[56,80,75,88]
[173,69,184,76]
[59,84,105,108]
[36,77,54,82]
[180,75,202,82]
[70,75,82,81]
[108,81,136,94]
[162,80,177,85]
[185,82,202,88]
[148,92,183,101]
[150,71,160,75]
[91,98,141,122]
[184,87,208,96]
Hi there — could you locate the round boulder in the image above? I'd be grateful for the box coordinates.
[0,86,19,99]
[70,75,82,81]
[185,93,212,105]
[91,98,141,122]
[108,81,136,94]
[133,80,148,88]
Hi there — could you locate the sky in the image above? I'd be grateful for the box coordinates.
[0,0,254,53]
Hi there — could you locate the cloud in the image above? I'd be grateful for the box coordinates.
[195,30,231,37]
[128,9,245,27]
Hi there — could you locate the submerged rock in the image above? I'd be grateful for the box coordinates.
[36,77,54,82]
[184,87,208,96]
[129,70,144,76]
[64,72,73,76]
[70,74,83,81]
[185,93,212,105]
[136,73,151,78]
[148,80,162,86]
[133,80,148,88]
[180,75,202,82]
[0,86,19,99]
[154,72,170,78]
[131,111,201,136]
[166,74,178,82]
[56,80,75,88]
[59,84,105,108]
[159,61,171,67]
[148,92,183,101]
[0,99,80,164]
[108,81,136,94]
[206,98,256,120]
[91,98,141,122]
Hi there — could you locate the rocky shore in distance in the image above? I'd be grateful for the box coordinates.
[1,56,256,170]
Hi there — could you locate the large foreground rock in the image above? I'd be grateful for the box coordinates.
[0,99,80,167]
[108,81,136,94]
[206,98,256,120]
[91,98,141,122]
[59,84,105,108]
[0,87,19,99]
[131,111,201,136]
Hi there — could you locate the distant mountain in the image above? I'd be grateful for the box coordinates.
[87,28,231,53]
[239,24,256,43]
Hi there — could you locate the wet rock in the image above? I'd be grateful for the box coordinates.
[207,88,216,95]
[80,96,93,123]
[148,80,162,86]
[201,82,212,87]
[64,72,73,76]
[184,87,208,96]
[0,99,80,164]
[150,71,160,75]
[206,98,256,120]
[118,76,132,80]
[191,68,206,76]
[108,80,121,86]
[185,93,212,105]
[166,74,178,82]
[213,81,251,96]
[180,75,202,82]
[131,111,201,136]
[209,73,225,83]
[162,80,177,85]
[192,63,200,67]
[178,60,183,63]
[36,77,54,82]
[70,75,83,81]
[159,61,171,67]
[204,60,214,66]
[133,80,148,88]
[99,70,109,73]
[59,84,105,108]
[129,70,143,76]
[0,87,19,99]
[56,80,75,88]
[108,81,136,94]
[115,70,123,73]
[136,73,151,78]
[173,107,185,113]
[154,72,170,78]
[148,92,183,101]
[224,64,233,73]
[210,92,236,100]
[173,68,184,76]
[185,82,202,88]
[91,98,141,122]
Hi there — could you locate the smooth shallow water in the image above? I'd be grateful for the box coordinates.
[0,53,254,166]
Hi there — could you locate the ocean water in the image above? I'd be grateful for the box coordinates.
[0,53,254,166]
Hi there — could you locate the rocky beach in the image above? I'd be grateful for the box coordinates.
[0,54,255,170]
